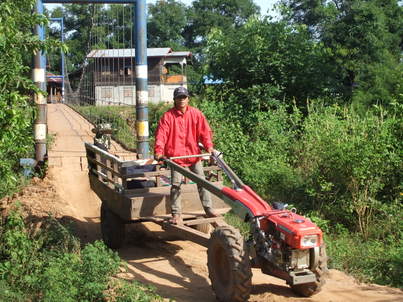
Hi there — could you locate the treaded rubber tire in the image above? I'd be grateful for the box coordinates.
[100,201,125,249]
[291,244,328,297]
[207,226,252,302]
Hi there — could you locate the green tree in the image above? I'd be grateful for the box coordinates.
[204,17,334,106]
[147,0,188,49]
[280,0,403,107]
[184,0,260,49]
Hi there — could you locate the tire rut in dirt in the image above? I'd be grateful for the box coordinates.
[291,244,329,297]
[101,201,125,249]
[207,225,252,302]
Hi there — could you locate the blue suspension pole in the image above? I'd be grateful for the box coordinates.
[60,18,65,103]
[134,0,149,159]
[33,0,47,163]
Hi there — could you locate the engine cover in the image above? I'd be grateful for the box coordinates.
[264,211,323,249]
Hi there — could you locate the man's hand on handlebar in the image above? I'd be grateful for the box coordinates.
[154,153,165,163]
[206,147,215,165]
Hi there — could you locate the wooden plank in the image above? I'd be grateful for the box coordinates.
[202,166,221,172]
[120,166,220,180]
[120,169,171,179]
[95,153,103,181]
[162,222,210,247]
[106,159,114,189]
[128,184,230,219]
[183,217,224,226]
[85,142,123,164]
[87,157,122,178]
[124,182,224,196]
[113,161,120,188]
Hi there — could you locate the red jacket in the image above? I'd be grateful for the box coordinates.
[154,106,213,166]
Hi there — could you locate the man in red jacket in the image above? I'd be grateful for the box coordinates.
[154,87,219,224]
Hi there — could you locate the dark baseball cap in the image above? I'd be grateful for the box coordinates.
[173,86,189,99]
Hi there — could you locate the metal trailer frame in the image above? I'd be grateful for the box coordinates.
[85,143,231,247]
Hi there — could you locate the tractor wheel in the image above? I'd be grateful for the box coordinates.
[192,222,212,234]
[291,244,328,297]
[207,226,252,302]
[100,201,125,249]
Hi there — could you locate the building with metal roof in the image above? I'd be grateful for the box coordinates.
[85,48,192,105]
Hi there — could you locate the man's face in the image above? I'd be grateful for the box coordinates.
[174,96,189,110]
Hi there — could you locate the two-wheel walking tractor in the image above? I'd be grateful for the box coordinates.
[85,143,328,301]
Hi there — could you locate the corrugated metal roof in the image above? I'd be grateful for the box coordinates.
[168,51,192,57]
[87,48,173,58]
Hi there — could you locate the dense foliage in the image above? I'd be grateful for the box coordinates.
[183,0,259,49]
[0,0,56,198]
[280,0,403,107]
[147,0,188,49]
[0,207,162,301]
[195,0,402,283]
[205,18,334,105]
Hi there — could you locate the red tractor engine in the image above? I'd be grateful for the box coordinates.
[220,182,327,297]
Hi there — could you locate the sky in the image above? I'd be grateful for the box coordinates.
[46,0,278,17]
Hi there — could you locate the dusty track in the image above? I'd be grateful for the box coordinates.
[45,103,402,302]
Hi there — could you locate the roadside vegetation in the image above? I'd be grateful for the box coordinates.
[0,0,45,198]
[0,205,162,302]
[198,93,402,288]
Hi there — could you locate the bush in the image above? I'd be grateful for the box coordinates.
[0,0,63,198]
[326,233,403,288]
[198,87,401,237]
[0,207,163,301]
[297,104,402,238]
[72,105,137,149]
[197,87,307,204]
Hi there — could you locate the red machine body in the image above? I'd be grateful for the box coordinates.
[222,185,323,249]
[265,211,323,249]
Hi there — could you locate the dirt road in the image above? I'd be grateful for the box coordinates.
[45,104,402,302]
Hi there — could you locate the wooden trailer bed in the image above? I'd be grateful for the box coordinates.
[85,142,231,248]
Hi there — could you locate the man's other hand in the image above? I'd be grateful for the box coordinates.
[154,153,163,161]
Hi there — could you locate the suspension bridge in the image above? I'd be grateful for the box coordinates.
[33,0,188,165]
